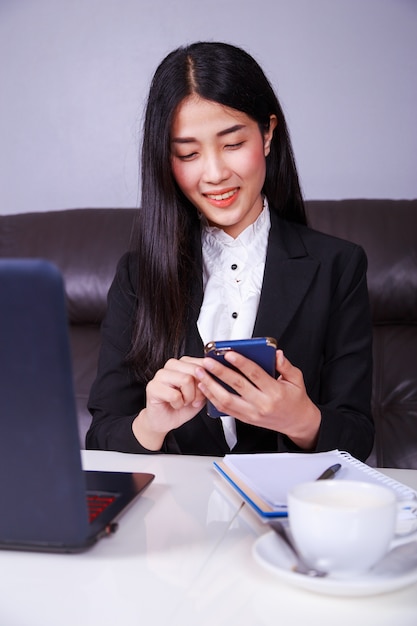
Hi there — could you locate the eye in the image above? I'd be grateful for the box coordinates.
[225,141,244,150]
[176,152,198,161]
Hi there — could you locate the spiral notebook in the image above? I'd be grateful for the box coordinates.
[213,450,417,520]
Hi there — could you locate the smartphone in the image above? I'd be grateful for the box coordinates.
[203,337,277,418]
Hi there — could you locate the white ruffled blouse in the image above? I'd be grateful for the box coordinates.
[197,200,271,448]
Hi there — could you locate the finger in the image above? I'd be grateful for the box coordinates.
[196,365,249,417]
[150,384,204,411]
[150,368,201,408]
[197,357,264,418]
[163,358,207,407]
[202,355,258,395]
[179,355,206,367]
[164,357,202,374]
[275,350,304,388]
[223,351,273,389]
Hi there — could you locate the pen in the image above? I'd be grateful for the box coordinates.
[316,463,342,480]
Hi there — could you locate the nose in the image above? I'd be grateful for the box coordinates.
[202,152,231,185]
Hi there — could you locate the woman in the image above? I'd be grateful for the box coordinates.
[86,42,374,460]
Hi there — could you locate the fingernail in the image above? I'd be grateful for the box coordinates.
[195,367,205,380]
[203,358,215,371]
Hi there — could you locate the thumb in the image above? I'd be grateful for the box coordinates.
[276,350,303,386]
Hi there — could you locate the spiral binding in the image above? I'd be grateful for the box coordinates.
[338,450,416,501]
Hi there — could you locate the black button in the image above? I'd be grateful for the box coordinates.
[232,312,238,319]
[231,263,238,270]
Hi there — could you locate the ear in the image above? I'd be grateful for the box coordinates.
[264,115,278,157]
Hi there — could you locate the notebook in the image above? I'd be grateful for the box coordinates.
[0,258,154,553]
[214,450,417,520]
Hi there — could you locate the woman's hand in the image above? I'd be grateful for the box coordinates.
[132,356,206,451]
[195,349,321,449]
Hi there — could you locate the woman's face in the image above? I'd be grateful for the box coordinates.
[170,96,276,238]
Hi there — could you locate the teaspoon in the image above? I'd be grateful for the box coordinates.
[268,519,327,578]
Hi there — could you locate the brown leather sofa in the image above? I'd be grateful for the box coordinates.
[1,200,416,468]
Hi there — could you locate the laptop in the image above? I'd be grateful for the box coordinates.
[0,258,154,553]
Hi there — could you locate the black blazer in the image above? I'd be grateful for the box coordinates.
[87,211,374,461]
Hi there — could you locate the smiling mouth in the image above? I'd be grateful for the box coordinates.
[205,189,238,201]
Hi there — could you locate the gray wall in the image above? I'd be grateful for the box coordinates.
[1,0,416,214]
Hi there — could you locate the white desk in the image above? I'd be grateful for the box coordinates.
[0,451,416,626]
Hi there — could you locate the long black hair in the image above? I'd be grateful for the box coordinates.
[129,42,306,382]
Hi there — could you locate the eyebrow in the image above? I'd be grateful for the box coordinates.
[171,124,246,144]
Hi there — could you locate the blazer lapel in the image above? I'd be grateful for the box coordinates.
[254,212,319,341]
[185,212,320,354]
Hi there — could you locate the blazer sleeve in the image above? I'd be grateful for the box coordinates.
[86,253,156,453]
[278,242,374,461]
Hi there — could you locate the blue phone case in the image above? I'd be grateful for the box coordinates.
[204,337,277,418]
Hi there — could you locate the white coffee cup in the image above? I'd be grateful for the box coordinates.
[287,480,397,577]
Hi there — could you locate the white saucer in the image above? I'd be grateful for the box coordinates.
[252,531,417,597]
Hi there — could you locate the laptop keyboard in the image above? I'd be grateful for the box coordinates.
[87,493,116,523]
